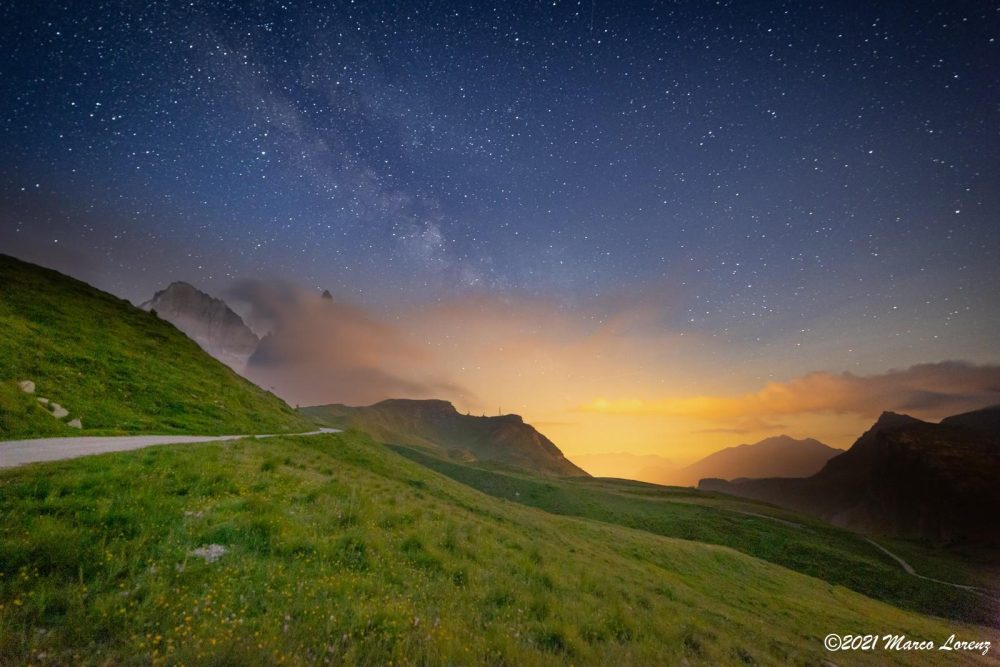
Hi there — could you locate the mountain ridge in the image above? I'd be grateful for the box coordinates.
[699,406,1000,542]
[140,281,259,371]
[672,435,842,485]
[575,435,840,485]
[302,398,588,477]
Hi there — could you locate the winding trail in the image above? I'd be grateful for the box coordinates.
[0,428,340,469]
[864,537,998,598]
[726,508,803,528]
[726,506,994,597]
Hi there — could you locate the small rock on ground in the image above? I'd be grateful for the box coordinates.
[67,418,82,429]
[37,397,50,406]
[49,403,69,419]
[190,544,227,563]
[18,380,35,393]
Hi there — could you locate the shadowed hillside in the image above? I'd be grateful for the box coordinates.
[302,399,588,476]
[700,408,1000,543]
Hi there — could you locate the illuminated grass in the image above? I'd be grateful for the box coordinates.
[0,432,992,665]
[391,445,997,628]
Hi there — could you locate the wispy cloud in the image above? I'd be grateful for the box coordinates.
[580,361,1000,422]
[230,279,474,407]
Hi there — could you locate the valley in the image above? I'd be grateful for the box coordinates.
[3,2,997,663]
[1,255,997,665]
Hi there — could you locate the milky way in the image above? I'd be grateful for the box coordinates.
[1,2,998,438]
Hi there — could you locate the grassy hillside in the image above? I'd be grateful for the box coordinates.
[391,445,998,628]
[1,432,995,665]
[303,399,588,476]
[0,254,313,438]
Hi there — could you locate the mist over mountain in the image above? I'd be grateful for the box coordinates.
[573,436,840,486]
[141,282,259,372]
[232,280,471,407]
[672,436,842,486]
[3,0,999,660]
[700,406,1000,543]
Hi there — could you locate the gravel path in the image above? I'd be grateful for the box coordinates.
[865,538,992,594]
[0,428,340,468]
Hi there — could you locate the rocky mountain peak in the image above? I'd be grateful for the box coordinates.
[141,282,259,371]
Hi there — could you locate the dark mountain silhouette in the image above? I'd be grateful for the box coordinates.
[574,437,838,485]
[700,407,1000,542]
[671,435,841,486]
[302,399,588,476]
[940,404,1000,434]
[141,282,259,371]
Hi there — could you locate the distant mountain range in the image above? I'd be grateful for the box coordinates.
[130,282,836,486]
[576,436,841,486]
[674,436,842,486]
[303,399,589,477]
[138,282,591,478]
[133,280,999,540]
[140,282,259,371]
[701,407,1000,543]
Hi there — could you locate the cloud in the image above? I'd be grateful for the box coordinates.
[693,419,789,435]
[581,361,1000,422]
[230,279,474,407]
[224,282,689,416]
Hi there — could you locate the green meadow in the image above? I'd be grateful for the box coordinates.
[390,445,998,629]
[1,432,995,666]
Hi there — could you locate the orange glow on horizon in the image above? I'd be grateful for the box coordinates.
[238,283,1000,469]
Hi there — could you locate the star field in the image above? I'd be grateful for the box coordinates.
[1,0,997,374]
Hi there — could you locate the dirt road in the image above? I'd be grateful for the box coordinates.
[0,428,340,468]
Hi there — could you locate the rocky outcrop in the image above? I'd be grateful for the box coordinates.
[20,379,83,428]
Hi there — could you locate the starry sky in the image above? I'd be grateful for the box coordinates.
[2,1,998,464]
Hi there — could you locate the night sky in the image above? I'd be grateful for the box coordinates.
[2,1,998,460]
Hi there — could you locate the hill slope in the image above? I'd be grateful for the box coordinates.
[671,435,842,486]
[391,443,997,627]
[700,409,1000,542]
[303,399,588,476]
[140,281,259,371]
[0,254,311,438]
[1,432,994,665]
